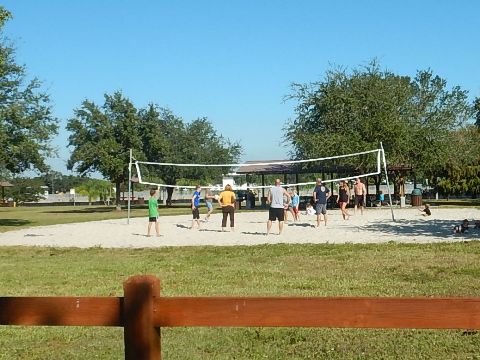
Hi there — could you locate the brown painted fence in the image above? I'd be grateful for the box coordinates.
[1,275,479,359]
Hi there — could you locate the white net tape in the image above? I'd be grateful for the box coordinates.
[133,148,383,189]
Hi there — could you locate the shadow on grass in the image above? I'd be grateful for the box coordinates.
[44,207,116,214]
[362,218,480,239]
[0,219,31,227]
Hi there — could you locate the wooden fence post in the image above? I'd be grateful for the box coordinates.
[123,275,161,360]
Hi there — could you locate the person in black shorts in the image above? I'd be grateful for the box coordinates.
[353,177,366,215]
[266,179,291,235]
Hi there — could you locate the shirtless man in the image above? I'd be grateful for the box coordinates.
[353,177,367,215]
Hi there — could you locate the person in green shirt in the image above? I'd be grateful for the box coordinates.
[147,189,160,237]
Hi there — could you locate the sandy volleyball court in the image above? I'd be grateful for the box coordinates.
[0,208,479,248]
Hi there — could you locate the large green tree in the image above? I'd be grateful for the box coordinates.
[4,177,44,204]
[67,91,144,208]
[474,97,480,128]
[0,6,58,174]
[139,104,241,205]
[285,61,473,191]
[437,124,480,197]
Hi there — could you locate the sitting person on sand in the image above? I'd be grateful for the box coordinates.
[378,191,385,207]
[305,203,316,216]
[419,203,431,216]
[453,219,469,234]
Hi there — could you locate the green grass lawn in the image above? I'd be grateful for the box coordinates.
[0,243,479,359]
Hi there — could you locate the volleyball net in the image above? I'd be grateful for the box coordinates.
[132,148,383,190]
[127,144,395,222]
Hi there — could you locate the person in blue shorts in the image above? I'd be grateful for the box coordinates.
[191,185,202,230]
[313,178,331,227]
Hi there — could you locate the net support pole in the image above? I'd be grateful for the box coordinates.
[380,142,395,222]
[127,149,132,225]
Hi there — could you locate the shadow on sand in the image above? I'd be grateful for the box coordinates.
[241,231,267,236]
[286,222,315,228]
[362,218,479,239]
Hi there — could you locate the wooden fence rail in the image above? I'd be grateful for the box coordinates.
[1,275,479,359]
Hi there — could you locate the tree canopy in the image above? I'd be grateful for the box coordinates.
[0,6,58,175]
[474,97,480,128]
[4,177,45,204]
[67,91,144,208]
[284,61,474,188]
[67,93,242,207]
[139,104,241,204]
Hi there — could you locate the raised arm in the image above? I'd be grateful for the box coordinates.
[283,188,291,203]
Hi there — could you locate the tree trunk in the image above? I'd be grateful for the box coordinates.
[115,179,122,211]
[166,187,173,207]
[374,175,380,194]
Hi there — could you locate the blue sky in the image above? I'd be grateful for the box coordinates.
[3,0,480,175]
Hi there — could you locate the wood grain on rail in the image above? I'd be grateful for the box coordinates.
[154,297,480,329]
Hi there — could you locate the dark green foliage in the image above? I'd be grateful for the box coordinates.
[438,164,480,196]
[68,96,241,207]
[67,91,144,207]
[0,6,58,174]
[437,126,480,196]
[474,97,480,128]
[284,60,474,186]
[4,177,45,204]
[139,104,242,204]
